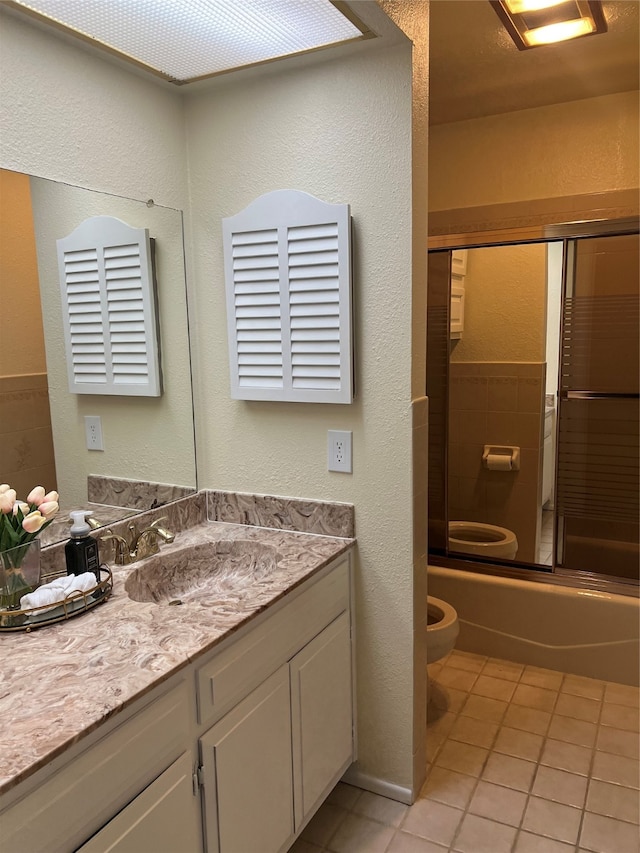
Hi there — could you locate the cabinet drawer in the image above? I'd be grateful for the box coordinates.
[75,752,200,853]
[1,682,189,853]
[197,558,350,727]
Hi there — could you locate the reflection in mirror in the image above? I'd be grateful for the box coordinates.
[446,242,561,566]
[428,225,640,586]
[0,170,196,545]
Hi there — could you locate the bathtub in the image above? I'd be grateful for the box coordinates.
[428,565,640,686]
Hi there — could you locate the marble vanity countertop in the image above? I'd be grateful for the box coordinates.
[0,521,354,795]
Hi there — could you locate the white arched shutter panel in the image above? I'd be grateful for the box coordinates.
[57,216,162,396]
[223,190,353,403]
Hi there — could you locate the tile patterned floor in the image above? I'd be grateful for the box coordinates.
[291,651,640,853]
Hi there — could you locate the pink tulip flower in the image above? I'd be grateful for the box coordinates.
[22,510,47,533]
[38,500,59,519]
[27,486,46,506]
[0,489,17,514]
[0,484,11,494]
[13,501,30,516]
[43,490,59,504]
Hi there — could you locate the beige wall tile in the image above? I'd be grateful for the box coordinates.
[488,376,518,412]
[517,377,544,413]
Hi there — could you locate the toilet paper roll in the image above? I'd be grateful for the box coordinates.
[485,453,512,471]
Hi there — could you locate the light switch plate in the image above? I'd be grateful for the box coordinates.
[328,430,352,473]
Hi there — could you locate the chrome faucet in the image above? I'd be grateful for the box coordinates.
[99,517,174,565]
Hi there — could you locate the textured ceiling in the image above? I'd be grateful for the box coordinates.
[429,0,640,125]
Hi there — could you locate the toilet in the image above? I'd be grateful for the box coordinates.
[448,521,518,560]
[426,596,459,664]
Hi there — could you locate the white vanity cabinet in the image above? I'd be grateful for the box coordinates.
[0,551,354,853]
[0,680,193,853]
[198,559,355,853]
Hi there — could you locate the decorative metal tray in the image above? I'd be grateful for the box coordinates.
[0,566,113,632]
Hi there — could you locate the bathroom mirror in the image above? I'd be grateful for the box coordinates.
[0,169,197,543]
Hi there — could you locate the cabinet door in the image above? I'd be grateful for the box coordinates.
[75,753,200,853]
[200,665,294,853]
[291,611,353,826]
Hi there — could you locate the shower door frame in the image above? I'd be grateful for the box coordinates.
[427,192,639,598]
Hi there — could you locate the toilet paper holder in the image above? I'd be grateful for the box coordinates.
[482,445,520,471]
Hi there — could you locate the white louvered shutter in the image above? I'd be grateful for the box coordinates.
[57,216,162,396]
[222,190,353,403]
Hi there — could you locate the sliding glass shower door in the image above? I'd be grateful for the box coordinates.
[555,233,639,581]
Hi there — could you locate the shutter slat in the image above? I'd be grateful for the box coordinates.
[288,223,338,240]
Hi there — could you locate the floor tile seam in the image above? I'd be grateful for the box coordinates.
[537,729,596,776]
[530,768,589,811]
[447,700,505,753]
[574,799,590,853]
[520,788,585,848]
[349,805,404,831]
[583,799,640,826]
[318,800,350,852]
[442,722,510,850]
[545,717,598,750]
[406,734,489,849]
[555,697,604,725]
[559,681,606,703]
[598,714,640,735]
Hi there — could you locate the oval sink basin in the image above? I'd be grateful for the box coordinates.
[124,539,279,604]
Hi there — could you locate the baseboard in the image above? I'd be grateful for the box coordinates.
[341,767,413,805]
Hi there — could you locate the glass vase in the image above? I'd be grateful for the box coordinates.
[0,539,42,613]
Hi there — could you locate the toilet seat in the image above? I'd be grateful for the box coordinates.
[449,521,518,559]
[426,595,459,664]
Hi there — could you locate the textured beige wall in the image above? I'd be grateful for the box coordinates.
[184,41,415,790]
[0,9,186,208]
[429,91,640,211]
[452,243,547,363]
[1,5,422,796]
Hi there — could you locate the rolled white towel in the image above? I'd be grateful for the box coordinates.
[20,572,98,613]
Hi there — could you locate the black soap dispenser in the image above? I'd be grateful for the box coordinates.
[65,511,100,580]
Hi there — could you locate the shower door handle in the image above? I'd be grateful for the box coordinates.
[562,391,640,400]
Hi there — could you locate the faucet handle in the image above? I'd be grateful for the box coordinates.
[148,517,174,543]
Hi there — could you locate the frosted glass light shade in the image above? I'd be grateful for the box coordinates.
[11,0,369,82]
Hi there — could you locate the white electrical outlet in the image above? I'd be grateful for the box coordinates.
[327,430,352,473]
[84,415,104,451]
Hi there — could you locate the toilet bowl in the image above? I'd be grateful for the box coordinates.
[427,596,459,664]
[449,521,518,560]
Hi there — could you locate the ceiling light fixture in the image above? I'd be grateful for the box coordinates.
[5,0,374,84]
[490,0,607,50]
